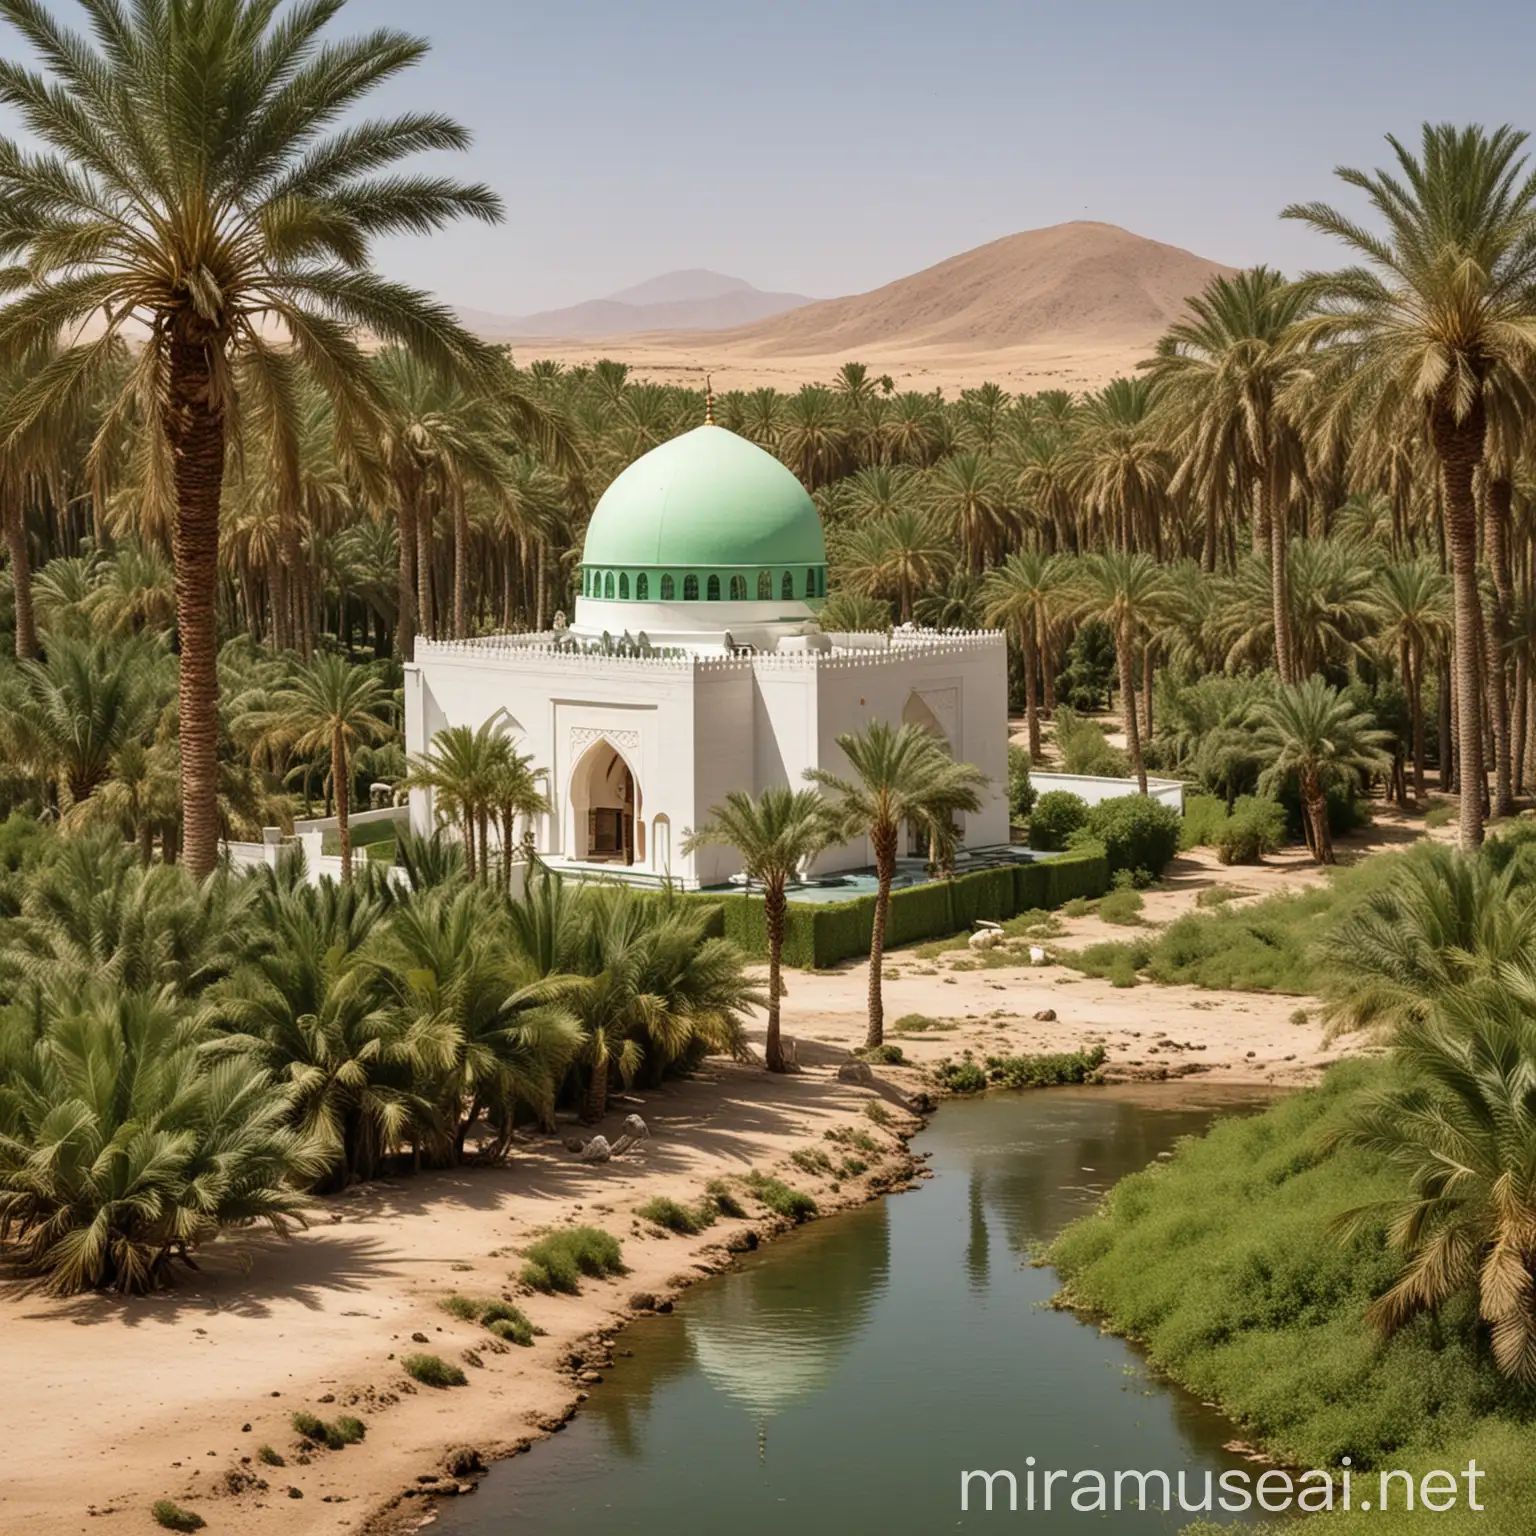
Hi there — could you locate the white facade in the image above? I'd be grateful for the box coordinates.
[405,629,1011,889]
[1032,771,1186,814]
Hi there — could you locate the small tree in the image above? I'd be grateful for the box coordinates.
[1251,677,1390,863]
[682,787,831,1072]
[806,721,985,1049]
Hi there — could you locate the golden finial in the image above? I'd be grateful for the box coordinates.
[704,374,715,426]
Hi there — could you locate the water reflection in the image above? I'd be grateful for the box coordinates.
[436,1086,1277,1536]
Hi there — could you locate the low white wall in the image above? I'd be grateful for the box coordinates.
[1033,771,1185,814]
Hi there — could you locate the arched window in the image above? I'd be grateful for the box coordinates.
[707,575,721,601]
[618,572,629,599]
[730,575,747,600]
[757,570,773,600]
[661,574,676,600]
[683,574,699,600]
[782,570,794,600]
[636,573,649,600]
[604,571,615,599]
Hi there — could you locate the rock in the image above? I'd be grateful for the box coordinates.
[655,1299,673,1314]
[579,1370,603,1384]
[443,1448,484,1477]
[241,1423,251,1433]
[725,1230,758,1253]
[627,1291,657,1312]
[1033,1008,1057,1022]
[579,1135,612,1163]
[562,1136,585,1153]
[318,1393,335,1404]
[411,1332,429,1343]
[836,1060,875,1085]
[286,1487,303,1500]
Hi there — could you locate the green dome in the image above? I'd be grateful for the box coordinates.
[581,425,826,571]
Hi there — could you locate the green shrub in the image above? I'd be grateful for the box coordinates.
[1060,938,1151,988]
[859,1043,905,1064]
[825,1126,880,1152]
[1008,745,1036,818]
[331,1415,366,1445]
[1216,795,1287,865]
[1426,803,1455,829]
[440,1293,480,1321]
[402,1353,467,1388]
[704,1178,747,1218]
[291,1411,326,1441]
[519,1226,627,1294]
[1180,793,1230,850]
[637,1196,708,1235]
[1053,705,1128,774]
[936,1057,989,1093]
[789,1147,834,1176]
[1029,790,1090,851]
[487,1316,534,1346]
[863,1102,892,1128]
[1084,795,1181,878]
[745,1174,818,1223]
[1196,884,1241,908]
[985,1046,1105,1088]
[152,1501,205,1532]
[1098,887,1144,925]
[256,1445,284,1467]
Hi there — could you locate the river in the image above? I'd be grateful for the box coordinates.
[434,1085,1279,1535]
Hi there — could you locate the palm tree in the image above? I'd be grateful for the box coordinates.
[253,656,393,881]
[1368,559,1454,800]
[1071,552,1173,793]
[806,721,986,1048]
[1284,124,1536,848]
[982,550,1072,758]
[1066,377,1170,556]
[682,788,831,1072]
[405,720,518,881]
[832,507,950,623]
[1143,267,1313,677]
[1333,984,1536,1381]
[925,452,1014,574]
[0,986,322,1293]
[1250,677,1391,862]
[0,0,504,878]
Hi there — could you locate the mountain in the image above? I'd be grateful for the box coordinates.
[458,270,814,339]
[715,222,1234,356]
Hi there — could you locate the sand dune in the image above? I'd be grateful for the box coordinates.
[496,223,1235,395]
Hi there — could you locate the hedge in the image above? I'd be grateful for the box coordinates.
[682,848,1110,969]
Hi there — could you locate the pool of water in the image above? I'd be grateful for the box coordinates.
[434,1086,1279,1535]
[703,848,1055,904]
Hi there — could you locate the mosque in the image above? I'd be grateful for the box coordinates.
[404,410,1009,889]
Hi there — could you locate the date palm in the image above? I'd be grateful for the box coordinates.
[682,787,832,1072]
[0,0,503,878]
[982,550,1072,759]
[1143,267,1313,679]
[252,655,393,881]
[1368,559,1454,800]
[833,507,950,624]
[1250,677,1391,863]
[1070,552,1174,794]
[806,721,986,1048]
[1284,123,1536,848]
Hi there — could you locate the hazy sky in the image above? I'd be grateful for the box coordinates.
[10,0,1536,313]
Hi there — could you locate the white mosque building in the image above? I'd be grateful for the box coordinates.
[404,415,1010,889]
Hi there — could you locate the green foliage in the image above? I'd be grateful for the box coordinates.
[1179,793,1231,849]
[291,1411,326,1441]
[1050,1061,1536,1475]
[1029,789,1090,850]
[936,1057,988,1093]
[636,1196,715,1235]
[488,1315,535,1346]
[1056,626,1117,713]
[1061,939,1151,988]
[789,1147,834,1176]
[863,1102,893,1128]
[745,1173,818,1223]
[152,1501,205,1532]
[332,1415,366,1446]
[1217,796,1288,864]
[1098,887,1144,925]
[256,1445,284,1467]
[859,1043,906,1064]
[440,1294,481,1322]
[518,1226,627,1294]
[704,1178,748,1219]
[402,1353,467,1388]
[985,1045,1107,1087]
[1007,746,1036,819]
[1083,794,1182,878]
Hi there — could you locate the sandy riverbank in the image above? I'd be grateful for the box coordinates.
[3,826,1419,1536]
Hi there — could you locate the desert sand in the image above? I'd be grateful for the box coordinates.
[1,818,1414,1536]
[494,223,1235,396]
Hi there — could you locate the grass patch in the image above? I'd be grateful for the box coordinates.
[937,1046,1105,1093]
[440,1293,480,1321]
[863,1102,893,1128]
[1425,804,1455,829]
[152,1502,205,1532]
[1050,1060,1536,1487]
[824,1125,880,1153]
[704,1178,747,1219]
[789,1147,834,1176]
[1196,884,1248,908]
[256,1445,284,1467]
[891,1012,956,1033]
[402,1352,467,1388]
[1098,887,1144,925]
[935,1057,988,1093]
[483,1301,537,1346]
[858,1043,906,1064]
[636,1195,716,1235]
[290,1411,326,1441]
[1059,938,1149,988]
[519,1226,626,1294]
[745,1172,818,1223]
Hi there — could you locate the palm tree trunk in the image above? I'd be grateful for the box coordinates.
[453,491,468,639]
[165,327,227,882]
[1021,627,1041,759]
[334,730,352,882]
[582,1058,609,1124]
[1141,643,1154,741]
[1263,463,1293,685]
[1434,407,1488,847]
[1409,638,1427,801]
[1486,476,1515,816]
[1116,623,1147,794]
[1514,653,1528,799]
[1307,775,1333,864]
[535,542,547,633]
[4,507,37,660]
[416,503,434,641]
[396,495,418,662]
[1439,655,1454,791]
[765,884,787,1072]
[866,822,897,1050]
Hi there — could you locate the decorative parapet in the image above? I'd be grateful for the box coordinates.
[413,627,1004,675]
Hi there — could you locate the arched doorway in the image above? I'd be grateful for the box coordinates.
[569,738,643,866]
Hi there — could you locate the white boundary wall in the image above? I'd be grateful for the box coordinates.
[1033,771,1185,814]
